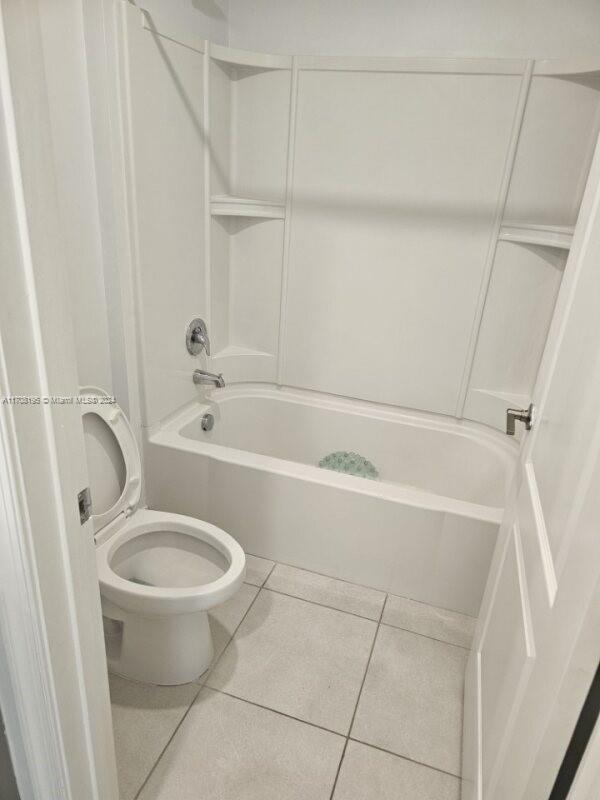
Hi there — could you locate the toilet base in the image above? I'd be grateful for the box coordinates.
[101,597,214,685]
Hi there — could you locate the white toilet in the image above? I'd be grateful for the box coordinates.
[81,386,245,685]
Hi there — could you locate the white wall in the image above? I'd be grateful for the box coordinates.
[39,1,114,393]
[228,0,600,59]
[121,2,208,427]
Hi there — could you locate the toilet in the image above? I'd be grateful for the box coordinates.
[81,386,245,685]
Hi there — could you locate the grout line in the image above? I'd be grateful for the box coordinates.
[243,557,278,589]
[370,587,477,621]
[133,576,267,799]
[247,551,476,625]
[249,552,389,597]
[260,585,384,623]
[349,593,387,729]
[328,594,388,799]
[196,572,273,688]
[250,567,472,649]
[263,560,278,583]
[378,620,473,651]
[194,559,278,687]
[205,686,346,739]
[347,737,463,780]
[132,683,203,800]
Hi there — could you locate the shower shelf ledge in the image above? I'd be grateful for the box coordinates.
[498,223,574,250]
[210,195,286,220]
[211,345,273,360]
[209,43,292,71]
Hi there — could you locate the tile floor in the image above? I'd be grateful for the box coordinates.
[109,556,475,800]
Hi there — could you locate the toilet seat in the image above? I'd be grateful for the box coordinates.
[80,386,142,544]
[95,508,245,616]
[81,388,245,614]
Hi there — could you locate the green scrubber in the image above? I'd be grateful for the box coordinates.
[319,451,379,480]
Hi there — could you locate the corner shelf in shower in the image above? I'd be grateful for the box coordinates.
[498,223,574,250]
[212,344,274,359]
[210,195,286,220]
[209,42,292,71]
[210,345,277,383]
[533,58,600,77]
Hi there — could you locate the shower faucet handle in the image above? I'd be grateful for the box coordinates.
[506,403,534,436]
[186,318,211,356]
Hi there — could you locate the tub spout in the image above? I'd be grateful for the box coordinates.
[193,369,225,388]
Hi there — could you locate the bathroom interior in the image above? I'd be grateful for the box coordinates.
[2,1,600,799]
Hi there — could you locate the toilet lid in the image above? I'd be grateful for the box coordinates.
[80,386,141,539]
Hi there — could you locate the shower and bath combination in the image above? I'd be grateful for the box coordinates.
[4,4,600,800]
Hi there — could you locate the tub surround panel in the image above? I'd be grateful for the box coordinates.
[283,69,521,416]
[207,48,291,386]
[503,75,600,227]
[120,8,600,431]
[463,241,565,431]
[121,4,208,427]
[463,74,600,429]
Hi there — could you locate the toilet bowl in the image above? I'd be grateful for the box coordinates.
[81,386,245,685]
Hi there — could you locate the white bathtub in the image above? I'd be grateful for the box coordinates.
[146,385,516,615]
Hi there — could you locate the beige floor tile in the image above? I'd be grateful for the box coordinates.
[383,594,475,648]
[207,582,259,666]
[207,590,376,733]
[335,740,460,799]
[244,554,275,586]
[266,563,386,620]
[138,688,345,800]
[351,625,467,775]
[109,674,197,800]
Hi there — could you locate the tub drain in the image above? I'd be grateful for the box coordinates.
[319,451,378,480]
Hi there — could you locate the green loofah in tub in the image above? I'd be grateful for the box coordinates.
[319,451,379,480]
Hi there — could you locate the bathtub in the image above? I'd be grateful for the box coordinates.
[146,385,516,616]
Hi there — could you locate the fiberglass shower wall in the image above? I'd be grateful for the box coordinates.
[119,3,600,432]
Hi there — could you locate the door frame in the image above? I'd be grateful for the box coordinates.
[0,1,119,798]
[566,715,600,800]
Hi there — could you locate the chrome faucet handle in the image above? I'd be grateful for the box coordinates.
[506,403,534,436]
[191,326,210,356]
[186,318,210,356]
